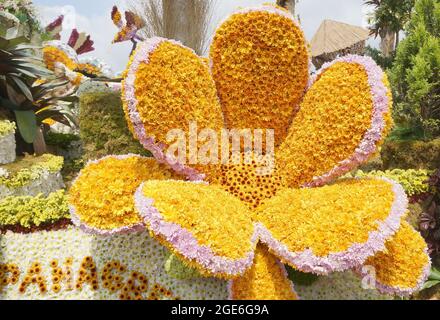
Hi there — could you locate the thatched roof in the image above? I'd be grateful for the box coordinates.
[310,20,370,57]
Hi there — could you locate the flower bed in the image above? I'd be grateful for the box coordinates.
[0,190,69,230]
[0,120,16,165]
[0,154,64,199]
[0,227,227,300]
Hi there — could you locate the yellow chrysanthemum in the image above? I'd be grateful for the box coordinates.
[70,4,430,300]
[43,46,77,71]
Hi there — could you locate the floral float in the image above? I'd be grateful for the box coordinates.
[111,6,145,44]
[43,15,111,88]
[69,4,431,300]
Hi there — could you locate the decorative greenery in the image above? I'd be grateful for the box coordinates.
[0,119,15,137]
[0,190,68,228]
[365,45,395,69]
[351,169,432,196]
[286,266,319,286]
[422,266,440,290]
[79,91,150,160]
[419,169,440,263]
[45,132,80,150]
[0,20,77,145]
[389,0,440,139]
[381,138,440,170]
[0,154,63,188]
[164,254,201,280]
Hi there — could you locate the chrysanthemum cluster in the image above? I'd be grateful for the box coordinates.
[0,228,228,300]
[0,154,64,199]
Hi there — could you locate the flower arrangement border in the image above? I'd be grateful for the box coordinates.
[134,178,415,286]
[303,55,391,188]
[69,154,148,236]
[122,38,205,182]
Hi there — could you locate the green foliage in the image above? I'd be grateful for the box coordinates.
[79,91,150,160]
[365,0,415,38]
[352,169,431,196]
[390,0,440,139]
[0,190,69,228]
[365,45,395,69]
[0,119,15,137]
[381,138,440,170]
[286,266,319,286]
[0,154,64,188]
[164,254,201,280]
[45,132,80,150]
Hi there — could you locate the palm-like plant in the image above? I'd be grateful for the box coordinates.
[364,0,415,57]
[0,29,77,150]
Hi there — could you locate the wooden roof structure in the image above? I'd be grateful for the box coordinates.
[310,19,370,58]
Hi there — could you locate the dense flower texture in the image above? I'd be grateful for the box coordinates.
[70,5,431,300]
[42,16,107,88]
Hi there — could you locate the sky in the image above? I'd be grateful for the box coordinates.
[33,0,376,73]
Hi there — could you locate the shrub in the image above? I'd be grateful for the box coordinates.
[78,91,150,160]
[381,138,440,169]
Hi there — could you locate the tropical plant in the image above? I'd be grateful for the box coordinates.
[364,45,395,69]
[364,0,415,57]
[128,0,216,55]
[2,79,78,145]
[389,0,440,139]
[0,32,77,153]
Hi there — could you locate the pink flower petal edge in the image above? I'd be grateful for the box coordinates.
[69,154,147,236]
[133,177,407,277]
[134,181,259,276]
[122,37,205,182]
[259,177,408,275]
[303,55,391,188]
[356,246,431,297]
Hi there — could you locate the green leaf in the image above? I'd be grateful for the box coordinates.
[286,266,320,286]
[0,96,20,110]
[422,280,440,290]
[11,76,33,101]
[430,267,440,281]
[14,110,37,143]
[5,36,28,48]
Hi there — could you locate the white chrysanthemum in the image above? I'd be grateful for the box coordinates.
[295,271,393,300]
[0,227,228,300]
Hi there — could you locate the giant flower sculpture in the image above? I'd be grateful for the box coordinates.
[69,5,431,300]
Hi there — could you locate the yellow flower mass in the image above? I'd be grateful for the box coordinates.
[69,156,183,231]
[210,9,309,146]
[277,62,383,188]
[127,41,224,149]
[70,4,430,300]
[256,178,395,257]
[365,221,430,291]
[141,180,255,263]
[43,46,77,71]
[229,244,298,300]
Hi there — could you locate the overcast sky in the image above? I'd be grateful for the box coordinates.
[33,0,376,73]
